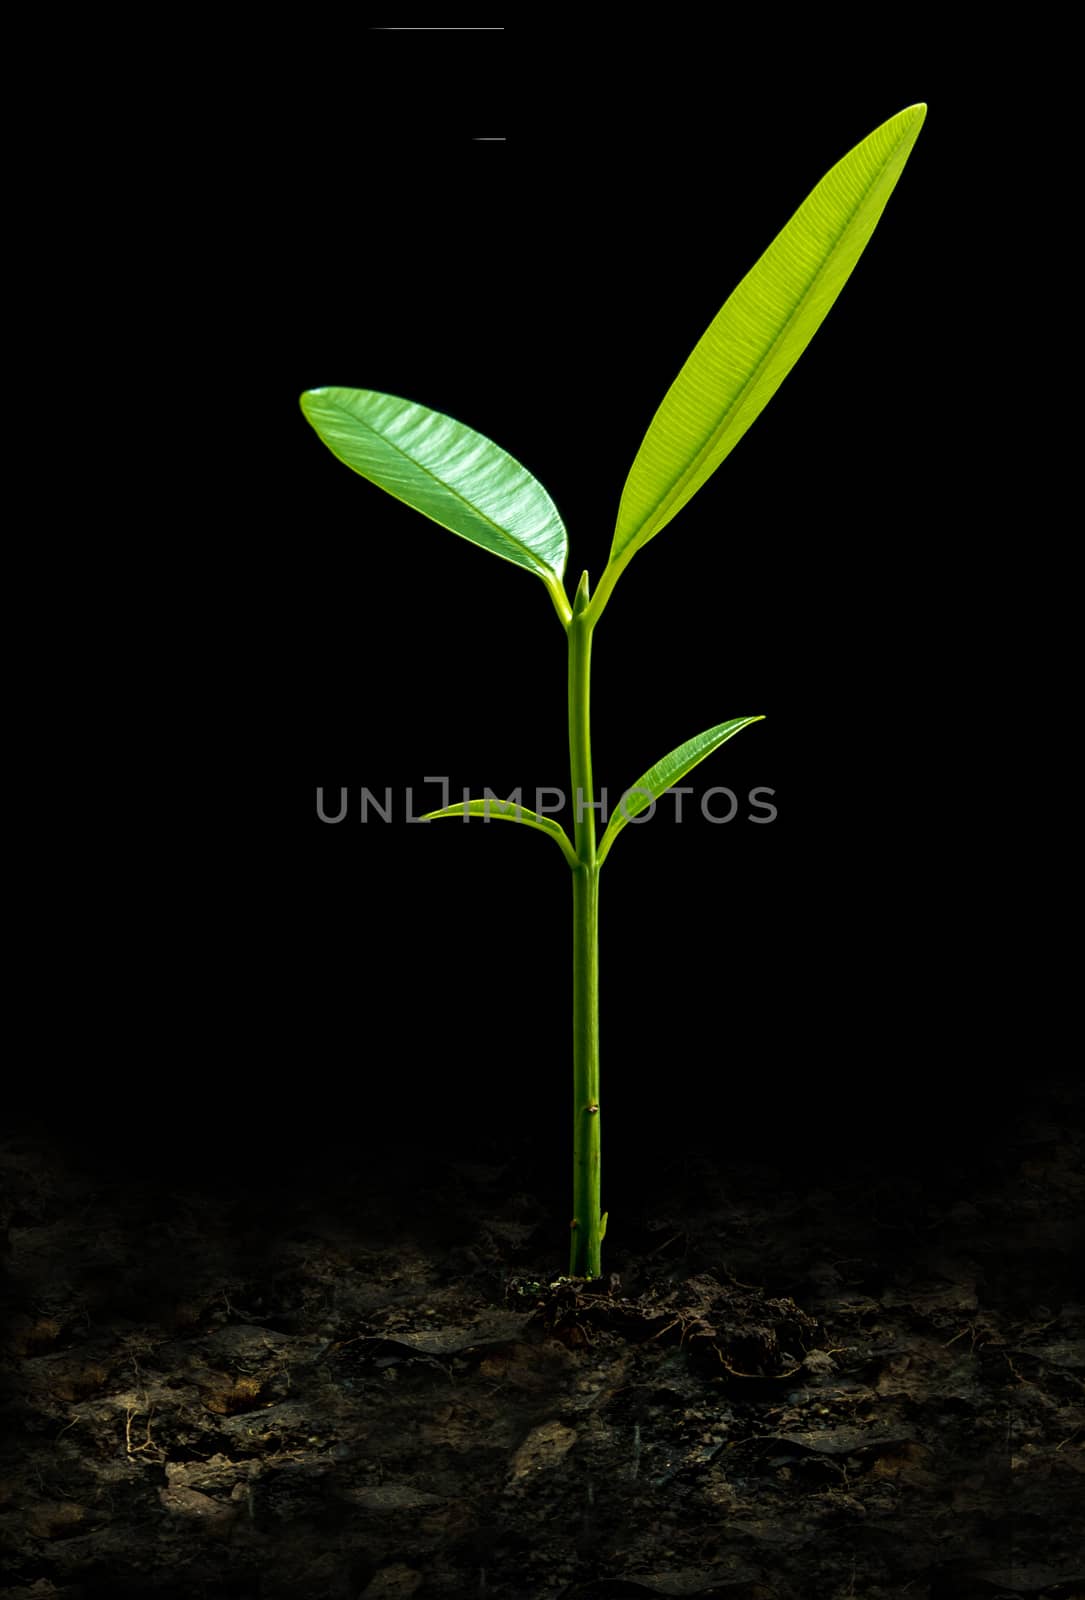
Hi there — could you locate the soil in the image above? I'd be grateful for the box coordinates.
[1,1080,1082,1600]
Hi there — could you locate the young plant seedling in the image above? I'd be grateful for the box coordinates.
[301,105,926,1279]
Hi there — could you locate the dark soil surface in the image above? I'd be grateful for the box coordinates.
[2,1082,1082,1600]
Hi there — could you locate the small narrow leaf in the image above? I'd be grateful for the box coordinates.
[607,104,926,584]
[597,716,764,867]
[423,799,579,869]
[301,387,570,615]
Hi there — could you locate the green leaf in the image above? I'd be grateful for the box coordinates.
[300,387,571,621]
[423,799,579,869]
[596,716,764,867]
[604,104,926,592]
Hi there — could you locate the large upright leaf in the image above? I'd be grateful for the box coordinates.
[606,104,926,585]
[596,717,764,866]
[301,387,570,615]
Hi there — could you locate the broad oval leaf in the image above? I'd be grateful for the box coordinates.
[301,387,570,610]
[607,104,926,582]
[596,716,764,867]
[423,798,578,869]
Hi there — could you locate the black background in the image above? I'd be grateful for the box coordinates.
[38,26,1048,1199]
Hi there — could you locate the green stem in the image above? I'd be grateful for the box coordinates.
[568,572,602,1277]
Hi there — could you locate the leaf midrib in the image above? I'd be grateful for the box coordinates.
[319,391,563,581]
[619,118,915,560]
